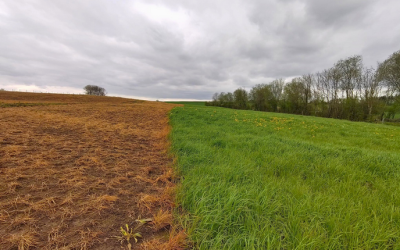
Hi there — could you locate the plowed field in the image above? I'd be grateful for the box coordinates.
[0,92,184,249]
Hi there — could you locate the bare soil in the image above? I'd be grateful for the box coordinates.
[0,92,184,249]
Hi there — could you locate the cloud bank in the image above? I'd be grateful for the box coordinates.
[1,0,399,100]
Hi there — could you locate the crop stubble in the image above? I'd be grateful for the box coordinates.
[0,92,184,249]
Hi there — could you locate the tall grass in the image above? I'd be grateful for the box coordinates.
[169,105,400,249]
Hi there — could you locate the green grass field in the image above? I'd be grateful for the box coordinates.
[167,101,206,106]
[169,104,400,249]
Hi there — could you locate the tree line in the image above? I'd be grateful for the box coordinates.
[207,50,400,122]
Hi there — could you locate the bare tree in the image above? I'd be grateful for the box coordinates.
[207,50,400,122]
[336,55,363,99]
[211,92,220,105]
[301,74,314,115]
[316,67,341,117]
[361,67,381,117]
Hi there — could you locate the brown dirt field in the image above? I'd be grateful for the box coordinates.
[0,92,185,249]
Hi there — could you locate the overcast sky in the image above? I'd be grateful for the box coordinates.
[1,0,400,100]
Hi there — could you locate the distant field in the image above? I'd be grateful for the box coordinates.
[169,104,400,249]
[166,101,206,106]
[0,92,184,249]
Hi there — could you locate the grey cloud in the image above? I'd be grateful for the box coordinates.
[0,0,399,100]
[305,0,374,27]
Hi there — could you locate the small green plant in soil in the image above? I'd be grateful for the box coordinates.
[114,219,152,250]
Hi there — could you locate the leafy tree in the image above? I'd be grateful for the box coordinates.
[283,78,308,114]
[377,50,400,94]
[249,84,272,111]
[269,79,285,112]
[84,85,107,96]
[233,88,248,109]
[387,96,400,119]
[214,92,234,108]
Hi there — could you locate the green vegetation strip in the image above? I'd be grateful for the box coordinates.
[167,101,206,106]
[170,104,400,249]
